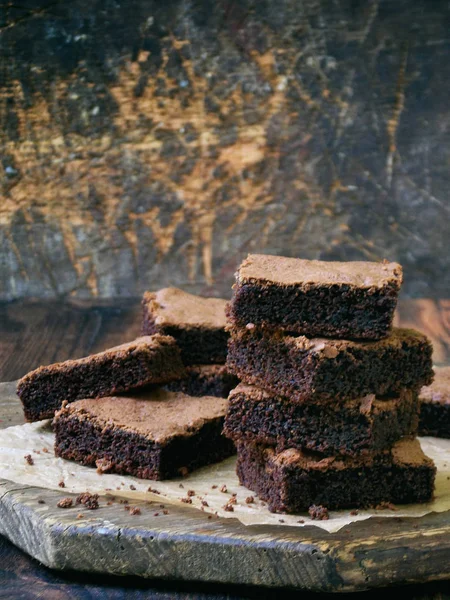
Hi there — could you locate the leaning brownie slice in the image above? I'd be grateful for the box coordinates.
[236,439,436,513]
[142,287,229,364]
[224,383,420,456]
[227,327,433,403]
[53,390,235,479]
[165,364,239,398]
[419,366,450,438]
[227,254,403,339]
[17,335,186,422]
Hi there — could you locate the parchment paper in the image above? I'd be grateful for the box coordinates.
[1,421,449,533]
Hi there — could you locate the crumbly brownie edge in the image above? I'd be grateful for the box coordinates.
[224,387,420,456]
[17,339,186,422]
[227,281,400,339]
[226,329,433,403]
[236,442,436,513]
[419,402,450,438]
[54,410,235,480]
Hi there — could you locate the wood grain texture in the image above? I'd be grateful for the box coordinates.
[1,0,449,300]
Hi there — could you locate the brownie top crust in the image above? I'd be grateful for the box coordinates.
[270,438,431,471]
[18,335,177,382]
[229,382,413,415]
[230,326,428,359]
[420,366,450,405]
[143,287,228,329]
[54,389,229,443]
[237,254,403,288]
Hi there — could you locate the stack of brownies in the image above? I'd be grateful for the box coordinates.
[224,254,437,513]
[16,288,237,480]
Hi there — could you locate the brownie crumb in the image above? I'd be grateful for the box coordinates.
[76,513,84,519]
[76,492,99,510]
[42,448,49,453]
[107,501,113,506]
[179,466,189,477]
[201,500,209,507]
[148,487,161,494]
[279,519,285,523]
[208,515,212,519]
[130,507,141,515]
[211,485,218,489]
[24,454,34,465]
[220,484,228,493]
[187,489,195,497]
[37,499,45,504]
[179,483,184,488]
[130,485,136,490]
[308,505,329,520]
[297,519,305,524]
[163,509,169,515]
[33,450,40,454]
[57,498,73,508]
[374,501,397,511]
[350,510,359,516]
[181,497,192,504]
[154,512,160,516]
[159,504,165,508]
[58,481,65,488]
[223,504,234,512]
[124,506,130,511]
[96,458,113,473]
[245,496,254,504]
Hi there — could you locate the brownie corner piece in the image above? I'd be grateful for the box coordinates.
[419,366,450,438]
[16,334,186,422]
[53,389,235,480]
[229,254,403,339]
[236,438,436,513]
[141,287,229,364]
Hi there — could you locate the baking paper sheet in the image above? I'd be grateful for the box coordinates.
[1,421,449,533]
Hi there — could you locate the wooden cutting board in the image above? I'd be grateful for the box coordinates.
[1,381,450,593]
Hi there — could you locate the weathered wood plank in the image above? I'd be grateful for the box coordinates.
[1,1,449,300]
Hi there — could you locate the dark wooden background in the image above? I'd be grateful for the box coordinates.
[1,0,449,301]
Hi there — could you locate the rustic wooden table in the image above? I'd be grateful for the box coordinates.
[0,298,449,599]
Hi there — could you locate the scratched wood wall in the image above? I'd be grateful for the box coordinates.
[1,0,449,300]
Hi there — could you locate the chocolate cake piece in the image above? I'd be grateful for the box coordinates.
[224,383,420,456]
[165,364,239,398]
[419,366,450,438]
[227,327,433,404]
[227,254,403,339]
[17,335,186,422]
[53,389,235,479]
[142,287,229,364]
[236,439,436,513]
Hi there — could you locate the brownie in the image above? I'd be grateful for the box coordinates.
[227,254,403,339]
[17,335,186,422]
[227,327,433,403]
[142,287,229,364]
[419,366,450,438]
[53,389,236,480]
[236,438,436,513]
[165,364,239,398]
[224,383,420,456]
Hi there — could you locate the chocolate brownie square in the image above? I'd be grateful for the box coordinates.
[227,254,403,339]
[224,383,420,456]
[165,364,239,398]
[227,327,433,403]
[419,366,450,438]
[142,288,229,364]
[53,389,235,480]
[236,439,436,512]
[17,335,186,422]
